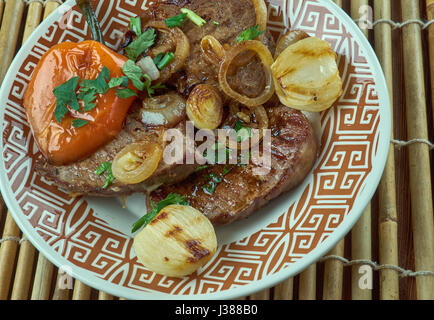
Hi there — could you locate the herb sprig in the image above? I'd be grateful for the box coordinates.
[132,193,189,233]
[95,162,115,189]
[236,25,265,43]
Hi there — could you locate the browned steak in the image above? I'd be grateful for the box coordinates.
[35,103,196,197]
[149,0,274,97]
[35,0,271,197]
[150,106,319,226]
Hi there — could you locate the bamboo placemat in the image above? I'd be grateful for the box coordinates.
[0,0,433,300]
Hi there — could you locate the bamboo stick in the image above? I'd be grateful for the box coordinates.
[52,271,71,300]
[98,291,114,300]
[44,1,62,20]
[9,1,44,301]
[22,1,43,43]
[249,288,270,300]
[298,264,316,300]
[322,239,345,300]
[428,0,434,126]
[10,240,35,300]
[30,255,54,300]
[273,278,293,300]
[72,280,91,300]
[333,0,343,8]
[350,0,372,301]
[401,0,434,300]
[0,0,4,27]
[373,0,399,300]
[0,213,20,299]
[0,0,25,85]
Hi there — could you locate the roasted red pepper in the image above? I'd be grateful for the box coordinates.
[23,1,137,165]
[23,40,137,165]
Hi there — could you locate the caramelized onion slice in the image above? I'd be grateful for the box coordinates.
[219,40,275,107]
[112,142,163,184]
[271,37,343,112]
[146,21,190,83]
[141,92,186,128]
[186,84,223,130]
[201,35,226,66]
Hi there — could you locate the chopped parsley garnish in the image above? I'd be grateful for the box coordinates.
[165,13,188,28]
[95,162,115,189]
[79,66,110,95]
[72,119,89,128]
[77,66,111,112]
[52,64,141,126]
[195,165,211,172]
[236,25,265,43]
[180,8,207,27]
[124,27,156,61]
[132,193,189,233]
[115,88,138,99]
[143,74,166,97]
[156,52,174,70]
[122,60,146,91]
[53,76,80,123]
[213,21,220,26]
[234,119,253,142]
[108,76,129,89]
[130,16,142,37]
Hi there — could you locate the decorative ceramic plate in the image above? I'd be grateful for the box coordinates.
[0,0,390,299]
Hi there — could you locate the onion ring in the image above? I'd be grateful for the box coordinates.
[141,92,186,128]
[146,21,190,83]
[219,40,275,107]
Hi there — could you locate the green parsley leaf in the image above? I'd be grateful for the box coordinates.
[194,165,210,172]
[180,8,207,27]
[143,74,166,97]
[77,88,97,112]
[53,76,80,123]
[130,16,142,37]
[108,76,129,89]
[115,88,137,99]
[95,162,115,189]
[156,52,174,70]
[165,13,188,28]
[131,193,189,233]
[213,21,220,26]
[72,119,89,128]
[122,60,145,91]
[234,120,253,142]
[79,66,110,95]
[236,25,265,43]
[124,27,156,61]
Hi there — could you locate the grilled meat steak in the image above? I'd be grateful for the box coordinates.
[34,0,273,196]
[150,106,319,226]
[35,102,196,197]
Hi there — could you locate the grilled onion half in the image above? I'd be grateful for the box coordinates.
[271,36,343,112]
[133,204,217,278]
[112,142,163,184]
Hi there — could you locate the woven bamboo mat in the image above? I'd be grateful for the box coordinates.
[0,0,433,301]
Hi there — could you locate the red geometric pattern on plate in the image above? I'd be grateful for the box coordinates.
[1,0,380,295]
